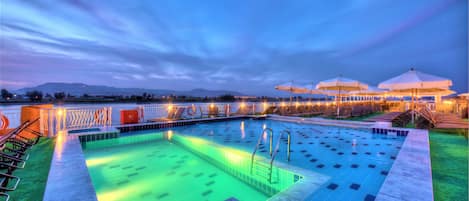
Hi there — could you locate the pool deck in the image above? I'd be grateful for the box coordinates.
[43,115,433,201]
[376,128,433,201]
[43,131,98,201]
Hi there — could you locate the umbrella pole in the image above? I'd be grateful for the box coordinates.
[411,89,414,125]
[337,87,341,117]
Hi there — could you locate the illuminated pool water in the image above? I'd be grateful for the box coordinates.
[168,119,406,200]
[83,132,299,201]
[83,118,406,201]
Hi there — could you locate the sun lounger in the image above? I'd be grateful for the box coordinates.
[208,105,219,117]
[150,107,185,122]
[0,117,41,200]
[0,192,9,201]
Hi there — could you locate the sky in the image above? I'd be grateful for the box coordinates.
[0,0,467,96]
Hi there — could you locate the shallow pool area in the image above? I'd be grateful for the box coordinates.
[82,129,302,201]
[84,134,270,201]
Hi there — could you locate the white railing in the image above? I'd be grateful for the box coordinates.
[64,106,112,129]
[2,100,412,137]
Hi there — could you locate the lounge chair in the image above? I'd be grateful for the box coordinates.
[235,105,255,115]
[208,105,219,117]
[149,107,185,122]
[0,118,42,201]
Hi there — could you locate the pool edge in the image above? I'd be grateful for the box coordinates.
[43,133,98,201]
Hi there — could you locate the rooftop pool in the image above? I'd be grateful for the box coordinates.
[82,119,407,201]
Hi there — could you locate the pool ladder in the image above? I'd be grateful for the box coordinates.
[250,128,291,183]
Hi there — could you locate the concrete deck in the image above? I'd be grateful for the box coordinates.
[43,132,98,201]
[376,129,433,201]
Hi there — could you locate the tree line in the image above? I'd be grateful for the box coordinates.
[0,88,285,103]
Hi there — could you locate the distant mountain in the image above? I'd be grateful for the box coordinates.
[15,82,244,97]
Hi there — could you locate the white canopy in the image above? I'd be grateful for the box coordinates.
[316,76,368,116]
[378,68,452,90]
[316,77,368,91]
[350,86,387,96]
[275,81,297,92]
[293,84,327,95]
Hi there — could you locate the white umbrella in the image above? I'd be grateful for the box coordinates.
[350,86,387,96]
[458,93,469,97]
[275,81,302,104]
[379,68,452,90]
[316,76,368,116]
[378,68,453,123]
[293,84,327,95]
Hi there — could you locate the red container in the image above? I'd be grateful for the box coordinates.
[120,109,140,124]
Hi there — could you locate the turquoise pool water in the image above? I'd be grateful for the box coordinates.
[169,119,406,200]
[84,119,406,201]
[84,134,269,201]
[83,130,300,201]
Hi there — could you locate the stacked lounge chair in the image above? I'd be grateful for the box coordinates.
[0,118,43,201]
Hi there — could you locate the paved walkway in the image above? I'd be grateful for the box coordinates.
[376,129,433,201]
[43,132,98,201]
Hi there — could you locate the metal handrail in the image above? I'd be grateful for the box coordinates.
[271,129,291,162]
[268,129,291,182]
[250,127,273,174]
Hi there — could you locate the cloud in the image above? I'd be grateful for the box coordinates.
[1,0,467,95]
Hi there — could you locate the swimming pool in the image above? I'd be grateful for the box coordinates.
[82,119,406,201]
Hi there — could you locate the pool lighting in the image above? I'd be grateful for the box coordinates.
[167,130,173,140]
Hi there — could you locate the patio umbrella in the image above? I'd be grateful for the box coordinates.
[458,93,469,98]
[316,76,368,116]
[275,81,301,104]
[350,86,387,96]
[290,83,329,103]
[378,68,453,123]
[293,84,326,95]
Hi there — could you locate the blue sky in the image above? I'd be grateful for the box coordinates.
[0,0,467,95]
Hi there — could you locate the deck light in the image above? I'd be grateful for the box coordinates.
[281,102,286,107]
[56,109,63,116]
[240,102,246,108]
[443,100,453,105]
